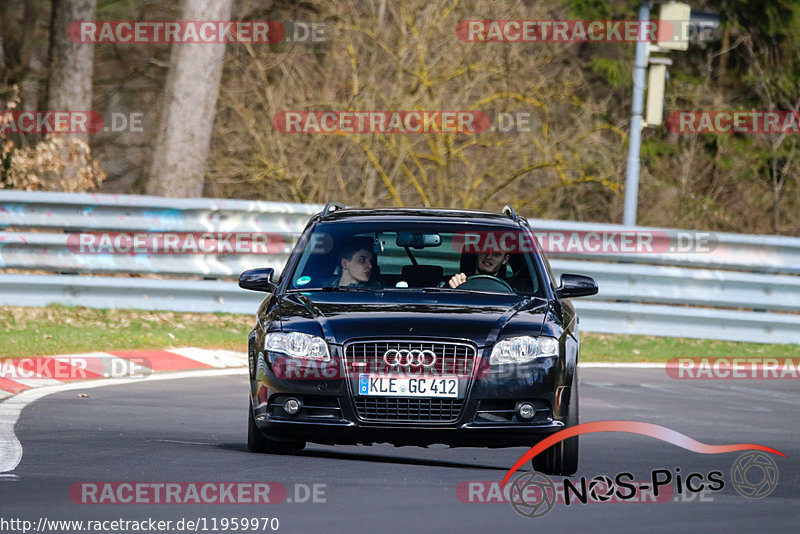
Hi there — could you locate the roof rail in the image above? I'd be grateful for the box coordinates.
[502,205,519,222]
[321,201,345,217]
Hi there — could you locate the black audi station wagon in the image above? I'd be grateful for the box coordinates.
[239,203,597,475]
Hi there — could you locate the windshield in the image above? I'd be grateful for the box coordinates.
[287,221,543,296]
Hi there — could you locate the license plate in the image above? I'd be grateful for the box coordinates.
[358,374,458,398]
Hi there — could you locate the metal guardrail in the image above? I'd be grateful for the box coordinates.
[1,274,796,343]
[549,260,800,312]
[0,190,310,277]
[535,219,800,274]
[3,190,799,270]
[573,301,800,344]
[0,231,291,278]
[0,190,320,232]
[1,190,798,344]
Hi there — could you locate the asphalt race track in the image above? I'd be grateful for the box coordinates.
[1,368,797,533]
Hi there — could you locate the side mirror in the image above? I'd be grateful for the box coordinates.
[239,268,277,293]
[556,273,598,299]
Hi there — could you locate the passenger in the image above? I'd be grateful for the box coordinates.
[330,237,380,288]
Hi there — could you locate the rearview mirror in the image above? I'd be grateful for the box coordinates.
[396,231,441,249]
[239,268,277,293]
[556,273,598,299]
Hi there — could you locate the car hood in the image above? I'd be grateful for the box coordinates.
[277,291,551,346]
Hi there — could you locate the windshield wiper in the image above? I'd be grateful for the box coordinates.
[419,287,512,294]
[286,287,378,293]
[319,286,378,292]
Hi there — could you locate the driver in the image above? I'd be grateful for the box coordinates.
[448,251,509,288]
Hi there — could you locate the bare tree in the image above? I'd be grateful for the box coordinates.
[20,1,49,112]
[0,0,15,82]
[0,10,5,80]
[145,0,233,198]
[212,0,623,215]
[741,34,800,233]
[0,1,45,110]
[47,0,95,137]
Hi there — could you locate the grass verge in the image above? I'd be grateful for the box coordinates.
[0,306,795,361]
[0,305,253,359]
[580,333,798,362]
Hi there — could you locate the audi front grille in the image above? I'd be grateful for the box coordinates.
[344,340,476,376]
[344,340,476,423]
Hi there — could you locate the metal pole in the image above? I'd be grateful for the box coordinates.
[623,1,650,226]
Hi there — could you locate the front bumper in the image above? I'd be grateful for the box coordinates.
[250,346,571,448]
[252,416,565,448]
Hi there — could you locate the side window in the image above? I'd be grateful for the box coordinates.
[373,233,403,275]
[288,231,338,288]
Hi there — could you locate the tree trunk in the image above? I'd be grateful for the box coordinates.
[0,0,14,81]
[0,9,5,80]
[21,1,47,112]
[145,0,233,198]
[47,0,95,139]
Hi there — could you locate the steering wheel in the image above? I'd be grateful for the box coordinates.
[457,275,514,292]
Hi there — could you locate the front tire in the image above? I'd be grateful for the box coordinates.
[248,400,306,454]
[532,373,579,476]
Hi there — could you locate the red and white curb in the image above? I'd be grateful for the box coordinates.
[0,347,247,400]
[0,368,247,475]
[0,348,248,474]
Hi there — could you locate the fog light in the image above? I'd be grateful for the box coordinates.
[283,398,301,415]
[518,403,535,420]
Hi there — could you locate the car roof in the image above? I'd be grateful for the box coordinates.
[316,207,527,227]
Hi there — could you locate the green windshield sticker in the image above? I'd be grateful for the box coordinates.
[296,276,311,286]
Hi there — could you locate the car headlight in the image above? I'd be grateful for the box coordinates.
[489,336,558,364]
[265,332,330,361]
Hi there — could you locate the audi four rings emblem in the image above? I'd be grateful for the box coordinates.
[383,349,437,367]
